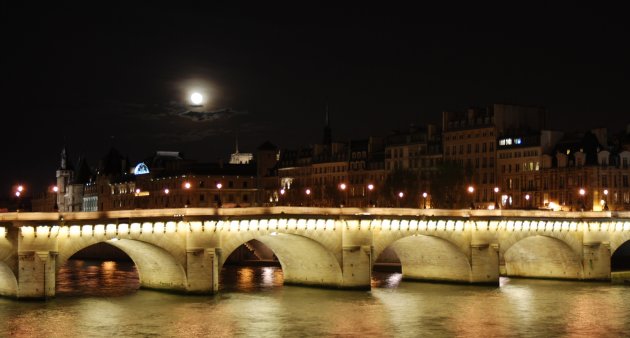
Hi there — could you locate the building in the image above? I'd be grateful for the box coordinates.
[496,130,564,209]
[443,104,546,208]
[33,145,264,212]
[384,124,441,207]
[538,130,630,211]
[229,138,254,164]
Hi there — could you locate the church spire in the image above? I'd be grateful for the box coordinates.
[235,135,239,154]
[60,146,68,170]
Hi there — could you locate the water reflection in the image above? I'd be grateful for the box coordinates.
[220,265,284,292]
[0,261,629,337]
[56,259,139,297]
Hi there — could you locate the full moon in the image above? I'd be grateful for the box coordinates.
[190,92,203,105]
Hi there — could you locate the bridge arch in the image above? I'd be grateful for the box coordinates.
[0,261,18,297]
[500,230,582,257]
[611,238,630,272]
[610,230,630,258]
[221,232,343,288]
[503,235,583,279]
[57,239,188,292]
[375,234,472,283]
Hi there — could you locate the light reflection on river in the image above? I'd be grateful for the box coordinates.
[1,259,629,337]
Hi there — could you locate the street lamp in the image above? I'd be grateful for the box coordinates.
[279,188,286,206]
[397,191,404,207]
[493,187,500,209]
[339,183,348,207]
[525,194,530,209]
[183,181,192,207]
[163,188,170,208]
[422,192,428,209]
[579,188,586,211]
[603,189,609,210]
[367,184,374,207]
[467,185,475,209]
[14,185,25,211]
[51,185,59,211]
[216,182,223,208]
[305,188,311,206]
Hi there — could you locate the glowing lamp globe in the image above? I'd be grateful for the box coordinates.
[190,92,203,105]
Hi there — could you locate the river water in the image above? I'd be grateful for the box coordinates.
[1,260,629,337]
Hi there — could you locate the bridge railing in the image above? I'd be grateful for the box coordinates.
[1,207,630,224]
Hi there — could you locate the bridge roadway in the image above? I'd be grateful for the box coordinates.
[1,207,629,299]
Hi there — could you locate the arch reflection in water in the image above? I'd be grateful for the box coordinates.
[56,243,139,297]
[220,266,284,292]
[56,260,139,297]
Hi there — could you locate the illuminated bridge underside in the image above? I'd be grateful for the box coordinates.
[0,207,629,299]
[391,236,473,283]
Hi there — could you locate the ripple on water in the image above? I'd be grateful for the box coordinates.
[0,262,629,337]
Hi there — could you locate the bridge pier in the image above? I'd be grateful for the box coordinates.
[341,221,373,290]
[186,247,220,294]
[469,243,500,285]
[17,250,56,299]
[582,242,611,281]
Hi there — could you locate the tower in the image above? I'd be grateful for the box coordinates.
[55,146,73,211]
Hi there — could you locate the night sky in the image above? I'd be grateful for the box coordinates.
[2,3,629,196]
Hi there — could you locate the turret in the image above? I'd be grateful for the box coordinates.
[55,146,74,211]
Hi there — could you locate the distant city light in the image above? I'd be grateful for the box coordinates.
[398,192,404,198]
[339,183,347,190]
[15,191,20,197]
[579,188,586,196]
[367,184,374,191]
[216,182,223,189]
[467,186,474,193]
[305,188,311,195]
[52,186,59,192]
[422,192,428,198]
[164,188,170,194]
[184,182,191,189]
[280,188,285,195]
[17,185,23,192]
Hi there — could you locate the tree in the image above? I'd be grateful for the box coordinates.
[382,169,420,207]
[431,161,466,209]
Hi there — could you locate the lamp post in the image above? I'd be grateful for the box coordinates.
[15,185,25,211]
[367,183,374,207]
[216,182,223,207]
[164,188,170,208]
[279,188,286,206]
[305,188,311,206]
[339,183,347,207]
[579,188,586,211]
[183,181,192,208]
[52,185,59,211]
[422,192,428,209]
[525,194,530,209]
[467,185,475,209]
[396,191,404,208]
[493,187,500,209]
[603,189,609,210]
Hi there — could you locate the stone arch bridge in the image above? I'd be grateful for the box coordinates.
[1,207,629,299]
